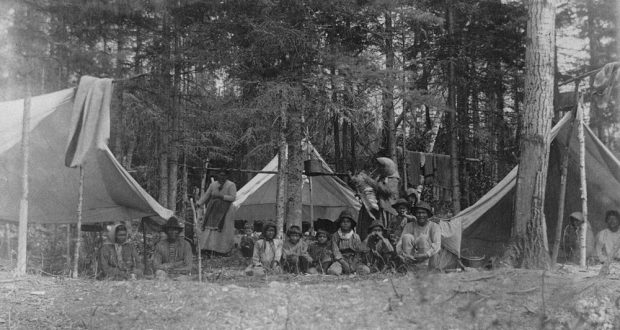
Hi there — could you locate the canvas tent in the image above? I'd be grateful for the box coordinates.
[0,87,173,224]
[231,142,361,223]
[457,111,620,257]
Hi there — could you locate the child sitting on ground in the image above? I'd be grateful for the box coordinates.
[281,225,312,274]
[245,221,283,276]
[239,221,258,258]
[364,220,395,272]
[308,229,334,274]
[328,209,370,275]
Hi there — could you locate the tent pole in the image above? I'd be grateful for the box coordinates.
[141,218,147,275]
[551,83,580,266]
[66,225,71,273]
[72,165,85,278]
[576,93,588,268]
[402,113,408,191]
[16,90,31,276]
[309,177,314,233]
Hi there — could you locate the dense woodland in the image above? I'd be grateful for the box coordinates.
[0,0,618,270]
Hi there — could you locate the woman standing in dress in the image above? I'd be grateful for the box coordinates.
[197,170,237,255]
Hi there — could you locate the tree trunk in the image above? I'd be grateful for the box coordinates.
[331,68,341,172]
[285,101,303,229]
[350,121,356,173]
[16,91,31,276]
[276,105,288,238]
[509,0,556,269]
[383,12,396,161]
[167,14,180,211]
[158,130,169,207]
[446,0,461,212]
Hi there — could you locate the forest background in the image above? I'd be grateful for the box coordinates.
[0,0,617,273]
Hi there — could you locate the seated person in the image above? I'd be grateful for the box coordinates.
[595,210,620,263]
[328,210,370,275]
[308,229,334,274]
[240,221,258,258]
[281,225,312,274]
[153,217,194,279]
[245,221,283,276]
[389,198,415,246]
[364,220,395,272]
[563,211,595,263]
[100,224,143,280]
[396,201,441,269]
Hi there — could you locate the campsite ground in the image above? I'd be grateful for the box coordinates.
[1,259,619,330]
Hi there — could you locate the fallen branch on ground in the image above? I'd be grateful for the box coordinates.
[506,287,539,294]
[463,275,496,282]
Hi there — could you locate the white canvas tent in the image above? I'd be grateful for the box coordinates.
[0,87,173,224]
[232,142,361,223]
[456,111,620,257]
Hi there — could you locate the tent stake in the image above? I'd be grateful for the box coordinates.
[576,94,588,268]
[16,90,31,276]
[72,165,85,278]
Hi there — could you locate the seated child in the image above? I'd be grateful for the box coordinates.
[389,199,415,246]
[239,221,258,258]
[281,225,312,274]
[364,220,395,272]
[328,209,371,275]
[308,229,334,274]
[153,217,194,280]
[100,224,144,280]
[245,221,283,276]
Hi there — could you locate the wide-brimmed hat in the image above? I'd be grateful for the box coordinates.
[163,217,184,231]
[335,209,357,228]
[392,198,409,209]
[569,212,584,223]
[367,220,385,233]
[287,225,302,236]
[412,201,433,217]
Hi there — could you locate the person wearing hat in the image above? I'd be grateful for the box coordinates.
[99,223,143,280]
[327,209,370,275]
[153,217,194,279]
[246,221,283,276]
[388,198,416,247]
[307,229,334,274]
[281,225,312,274]
[562,211,595,263]
[364,220,395,272]
[396,201,441,268]
[405,187,419,210]
[595,210,620,263]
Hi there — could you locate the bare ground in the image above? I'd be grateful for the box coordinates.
[1,262,620,330]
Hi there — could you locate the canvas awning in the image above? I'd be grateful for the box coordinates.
[0,87,173,224]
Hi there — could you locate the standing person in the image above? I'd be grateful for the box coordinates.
[328,210,370,275]
[153,217,194,280]
[396,201,442,270]
[100,224,143,280]
[308,229,334,274]
[245,221,283,276]
[595,210,620,263]
[197,170,237,255]
[281,226,312,274]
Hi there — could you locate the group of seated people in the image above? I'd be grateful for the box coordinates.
[244,190,444,276]
[564,210,620,264]
[99,217,193,280]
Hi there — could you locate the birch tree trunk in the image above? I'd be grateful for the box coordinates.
[446,0,461,212]
[276,105,288,238]
[509,0,556,269]
[383,12,396,161]
[285,101,303,229]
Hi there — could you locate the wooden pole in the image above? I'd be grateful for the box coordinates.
[6,223,11,265]
[190,199,202,282]
[402,113,408,190]
[66,224,71,273]
[576,94,588,268]
[16,90,31,276]
[141,218,148,275]
[551,84,580,266]
[72,165,85,278]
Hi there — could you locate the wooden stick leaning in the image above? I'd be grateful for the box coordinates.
[190,199,202,282]
[16,90,31,276]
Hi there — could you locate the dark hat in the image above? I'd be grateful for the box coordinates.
[287,225,302,236]
[335,209,357,228]
[392,198,409,208]
[367,220,385,233]
[163,217,184,231]
[262,221,277,234]
[412,201,433,217]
